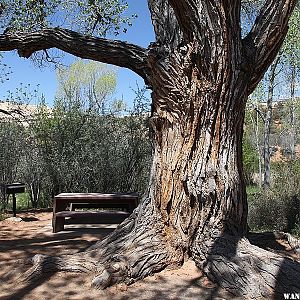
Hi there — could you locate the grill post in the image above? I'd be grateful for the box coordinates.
[2,183,25,217]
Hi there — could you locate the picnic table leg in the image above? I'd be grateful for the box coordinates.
[52,198,68,233]
[52,215,65,233]
[128,202,136,213]
[12,194,17,217]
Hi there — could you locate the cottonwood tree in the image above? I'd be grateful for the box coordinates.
[263,57,280,188]
[0,0,299,297]
[246,5,300,188]
[282,6,300,159]
[56,60,117,114]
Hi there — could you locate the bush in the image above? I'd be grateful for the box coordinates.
[243,137,259,185]
[0,210,5,221]
[249,189,289,231]
[248,160,300,233]
[291,215,300,237]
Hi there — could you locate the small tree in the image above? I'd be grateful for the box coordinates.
[282,6,300,158]
[0,120,26,208]
[56,60,117,114]
[31,60,151,198]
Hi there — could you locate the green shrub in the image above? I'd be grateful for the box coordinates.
[0,211,5,221]
[249,189,289,231]
[243,138,259,185]
[291,215,300,237]
[248,160,300,233]
[16,192,31,210]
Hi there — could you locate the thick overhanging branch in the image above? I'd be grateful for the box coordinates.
[243,0,297,94]
[0,27,150,81]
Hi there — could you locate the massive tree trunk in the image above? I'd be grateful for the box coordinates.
[0,0,300,298]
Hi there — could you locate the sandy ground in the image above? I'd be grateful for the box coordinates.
[0,212,298,300]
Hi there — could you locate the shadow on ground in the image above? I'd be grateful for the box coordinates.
[0,212,237,300]
[2,213,298,300]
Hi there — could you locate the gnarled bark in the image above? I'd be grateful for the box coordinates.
[1,0,299,298]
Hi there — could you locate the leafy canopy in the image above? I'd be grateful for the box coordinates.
[282,5,300,67]
[0,0,136,36]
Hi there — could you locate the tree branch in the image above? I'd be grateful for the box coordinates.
[0,27,150,81]
[243,0,297,94]
[0,106,32,123]
[251,104,266,123]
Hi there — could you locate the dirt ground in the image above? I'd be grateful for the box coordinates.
[0,212,299,300]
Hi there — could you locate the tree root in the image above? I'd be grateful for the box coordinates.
[21,253,98,283]
[91,255,129,289]
[275,231,300,253]
[192,234,300,299]
[15,200,300,298]
[20,201,181,289]
[20,230,300,299]
[21,240,175,290]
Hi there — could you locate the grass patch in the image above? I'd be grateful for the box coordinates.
[246,185,261,196]
[5,192,32,211]
[0,211,6,221]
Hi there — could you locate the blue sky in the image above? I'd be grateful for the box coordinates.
[0,0,155,107]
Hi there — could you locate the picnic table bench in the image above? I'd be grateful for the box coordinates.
[52,193,138,233]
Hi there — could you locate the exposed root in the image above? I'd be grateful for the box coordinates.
[20,230,300,298]
[15,200,300,299]
[192,233,300,299]
[91,255,129,289]
[22,253,98,283]
[275,231,300,253]
[16,191,300,299]
[21,240,175,290]
[20,199,182,289]
[92,269,111,289]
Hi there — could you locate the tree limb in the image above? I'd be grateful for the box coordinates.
[0,27,150,81]
[243,0,297,94]
[251,104,266,123]
[0,108,11,116]
[0,106,31,123]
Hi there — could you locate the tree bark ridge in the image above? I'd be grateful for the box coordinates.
[147,0,182,49]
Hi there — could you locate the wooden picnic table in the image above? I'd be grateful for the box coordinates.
[52,192,138,233]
